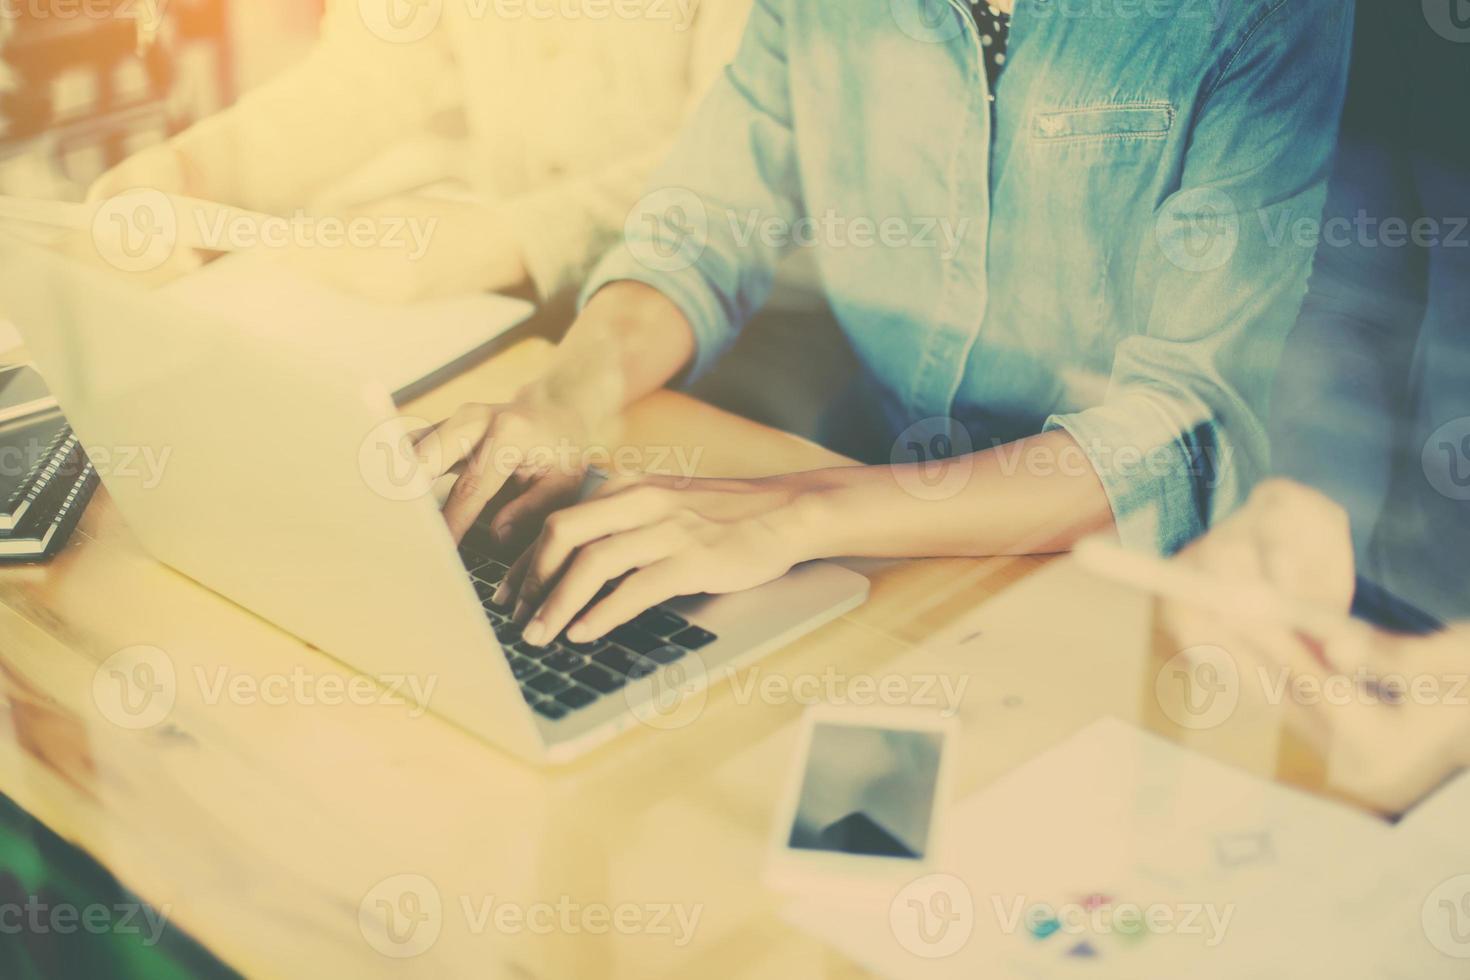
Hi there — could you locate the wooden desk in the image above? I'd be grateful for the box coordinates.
[0,337,1257,978]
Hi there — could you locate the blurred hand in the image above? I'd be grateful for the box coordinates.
[1277,626,1470,815]
[499,475,813,647]
[84,142,208,278]
[1163,479,1470,813]
[87,142,195,204]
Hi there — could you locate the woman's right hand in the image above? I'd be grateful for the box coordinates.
[413,391,597,547]
[417,281,697,546]
[87,142,195,204]
[83,142,212,277]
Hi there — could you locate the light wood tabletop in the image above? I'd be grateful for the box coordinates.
[0,334,1302,978]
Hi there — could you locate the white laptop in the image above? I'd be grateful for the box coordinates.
[159,251,534,399]
[0,193,533,399]
[0,235,869,763]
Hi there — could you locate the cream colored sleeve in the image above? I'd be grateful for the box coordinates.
[501,0,753,299]
[172,0,454,214]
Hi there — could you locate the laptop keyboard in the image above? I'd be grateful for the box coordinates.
[458,541,718,721]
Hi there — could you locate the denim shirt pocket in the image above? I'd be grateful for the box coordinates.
[1030,102,1175,146]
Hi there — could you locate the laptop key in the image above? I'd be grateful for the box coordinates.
[473,579,498,602]
[669,625,717,650]
[512,641,552,659]
[460,547,494,572]
[521,687,540,705]
[481,560,510,584]
[646,645,687,665]
[543,650,586,674]
[509,657,540,681]
[555,686,598,710]
[526,672,570,695]
[562,637,608,656]
[534,699,570,720]
[592,645,653,677]
[571,664,625,694]
[496,622,524,644]
[635,608,688,636]
[462,521,498,553]
[609,623,664,655]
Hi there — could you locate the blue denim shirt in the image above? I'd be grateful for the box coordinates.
[582,0,1353,553]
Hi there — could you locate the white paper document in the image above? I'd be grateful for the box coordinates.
[782,718,1470,979]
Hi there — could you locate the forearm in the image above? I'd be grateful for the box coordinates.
[519,281,697,427]
[778,430,1118,561]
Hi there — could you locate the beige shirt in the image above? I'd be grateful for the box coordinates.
[175,0,750,297]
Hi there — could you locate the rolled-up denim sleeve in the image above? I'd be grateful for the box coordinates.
[1045,0,1354,555]
[578,0,800,385]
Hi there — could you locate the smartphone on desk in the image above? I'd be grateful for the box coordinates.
[766,706,958,897]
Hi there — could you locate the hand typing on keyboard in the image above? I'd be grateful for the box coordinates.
[412,392,593,545]
[496,474,820,646]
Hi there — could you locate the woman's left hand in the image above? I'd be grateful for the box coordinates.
[499,474,824,647]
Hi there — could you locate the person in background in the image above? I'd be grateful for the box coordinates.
[86,0,751,303]
[418,0,1354,648]
[1269,0,1470,623]
[1159,479,1469,816]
